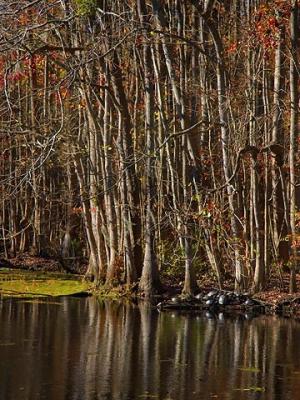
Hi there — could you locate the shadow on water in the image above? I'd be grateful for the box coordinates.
[1,297,300,400]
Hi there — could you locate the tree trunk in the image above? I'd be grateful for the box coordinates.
[288,0,298,293]
[138,0,161,296]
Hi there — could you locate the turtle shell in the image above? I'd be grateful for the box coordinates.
[218,294,228,305]
[244,298,256,306]
[206,299,215,306]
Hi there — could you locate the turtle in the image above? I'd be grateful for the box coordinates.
[206,298,215,306]
[207,290,218,298]
[244,298,256,306]
[204,290,218,301]
[218,294,229,306]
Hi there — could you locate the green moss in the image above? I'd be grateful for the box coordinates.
[0,269,91,298]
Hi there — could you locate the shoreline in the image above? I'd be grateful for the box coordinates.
[1,278,300,319]
[1,255,300,317]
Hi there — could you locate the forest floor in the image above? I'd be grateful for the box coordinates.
[1,254,300,311]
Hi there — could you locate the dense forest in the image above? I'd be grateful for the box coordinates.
[0,0,299,296]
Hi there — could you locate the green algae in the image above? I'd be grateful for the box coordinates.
[0,269,142,300]
[0,269,91,298]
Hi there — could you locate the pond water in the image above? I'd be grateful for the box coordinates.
[1,297,300,400]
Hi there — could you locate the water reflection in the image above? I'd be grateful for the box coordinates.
[0,298,300,400]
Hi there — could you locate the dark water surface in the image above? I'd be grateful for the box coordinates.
[1,298,300,400]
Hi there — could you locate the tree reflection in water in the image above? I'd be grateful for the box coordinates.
[0,298,300,399]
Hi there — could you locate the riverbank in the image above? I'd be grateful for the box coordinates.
[1,255,300,316]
